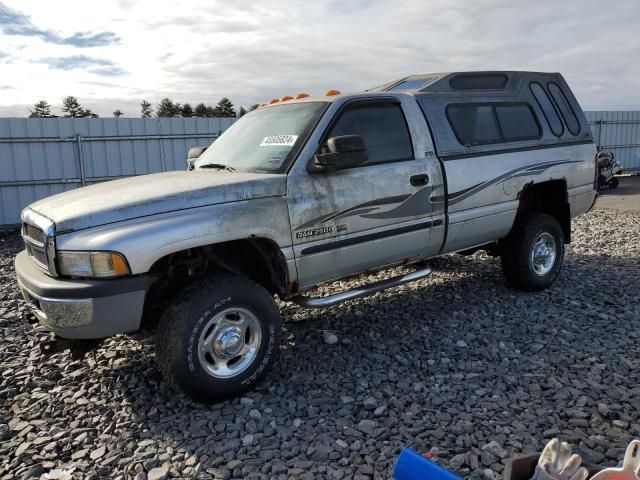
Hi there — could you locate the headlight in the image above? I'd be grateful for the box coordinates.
[57,251,131,278]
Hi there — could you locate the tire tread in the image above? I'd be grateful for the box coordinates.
[155,274,280,403]
[500,213,565,291]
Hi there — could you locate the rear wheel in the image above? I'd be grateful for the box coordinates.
[155,274,281,403]
[500,213,565,291]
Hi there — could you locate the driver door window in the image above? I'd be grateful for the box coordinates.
[323,103,414,166]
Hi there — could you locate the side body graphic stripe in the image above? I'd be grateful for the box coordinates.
[439,159,581,205]
[294,160,579,234]
[300,219,442,255]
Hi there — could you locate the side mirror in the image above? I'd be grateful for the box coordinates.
[310,135,368,172]
[187,146,208,170]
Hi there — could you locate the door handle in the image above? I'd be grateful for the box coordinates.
[410,174,429,186]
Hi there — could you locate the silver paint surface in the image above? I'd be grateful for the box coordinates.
[28,170,287,232]
[57,197,292,274]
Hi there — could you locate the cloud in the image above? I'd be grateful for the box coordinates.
[39,55,117,71]
[61,32,120,48]
[0,2,119,47]
[89,66,127,77]
[146,15,259,33]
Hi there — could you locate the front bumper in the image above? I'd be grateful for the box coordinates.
[15,250,155,339]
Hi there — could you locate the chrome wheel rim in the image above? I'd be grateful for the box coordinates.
[530,232,557,276]
[197,307,262,379]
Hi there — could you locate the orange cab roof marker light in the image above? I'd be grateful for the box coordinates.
[269,98,280,104]
[325,89,341,96]
[295,92,310,99]
[280,95,294,102]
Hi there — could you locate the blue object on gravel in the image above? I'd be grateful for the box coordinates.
[392,448,463,480]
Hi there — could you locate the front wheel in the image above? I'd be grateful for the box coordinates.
[155,274,281,403]
[500,213,565,291]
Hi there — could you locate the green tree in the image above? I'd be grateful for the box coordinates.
[249,104,259,112]
[215,97,235,117]
[181,103,193,117]
[156,98,181,117]
[113,109,123,118]
[194,103,207,117]
[238,106,247,117]
[61,96,83,117]
[29,100,52,118]
[205,106,217,118]
[79,108,98,118]
[140,100,153,118]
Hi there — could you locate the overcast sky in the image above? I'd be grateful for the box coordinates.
[0,0,638,117]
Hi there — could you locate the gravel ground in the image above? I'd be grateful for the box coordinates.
[1,208,639,480]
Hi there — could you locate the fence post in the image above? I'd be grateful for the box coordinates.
[597,119,604,150]
[75,134,87,186]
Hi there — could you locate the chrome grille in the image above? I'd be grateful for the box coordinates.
[21,209,57,276]
[25,243,48,267]
[23,223,45,244]
[22,222,49,271]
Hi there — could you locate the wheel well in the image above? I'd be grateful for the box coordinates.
[515,180,571,243]
[147,238,289,300]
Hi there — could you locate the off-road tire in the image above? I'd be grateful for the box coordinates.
[155,274,281,403]
[500,213,565,292]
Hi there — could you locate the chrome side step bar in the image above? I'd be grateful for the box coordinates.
[290,267,431,308]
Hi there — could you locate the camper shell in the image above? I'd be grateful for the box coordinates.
[374,71,593,157]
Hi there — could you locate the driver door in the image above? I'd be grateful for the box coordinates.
[287,97,436,288]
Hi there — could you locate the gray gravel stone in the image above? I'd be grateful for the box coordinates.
[249,409,262,420]
[357,419,376,436]
[482,440,509,459]
[363,396,377,410]
[322,330,338,345]
[147,467,169,480]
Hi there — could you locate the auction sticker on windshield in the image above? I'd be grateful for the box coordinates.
[260,135,298,147]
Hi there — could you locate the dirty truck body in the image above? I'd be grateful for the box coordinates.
[15,71,597,402]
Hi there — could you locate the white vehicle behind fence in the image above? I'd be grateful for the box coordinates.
[16,71,598,402]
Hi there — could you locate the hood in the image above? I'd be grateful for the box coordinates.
[28,171,287,232]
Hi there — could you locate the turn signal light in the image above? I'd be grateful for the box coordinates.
[325,89,341,96]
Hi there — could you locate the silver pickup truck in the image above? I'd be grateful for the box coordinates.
[15,71,597,402]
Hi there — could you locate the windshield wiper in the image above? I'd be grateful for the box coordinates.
[199,163,237,172]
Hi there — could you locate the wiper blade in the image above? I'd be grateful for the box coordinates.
[199,163,237,172]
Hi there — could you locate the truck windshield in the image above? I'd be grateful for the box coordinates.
[195,101,328,173]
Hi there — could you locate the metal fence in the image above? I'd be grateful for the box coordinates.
[1,112,639,228]
[585,111,640,173]
[0,117,235,227]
